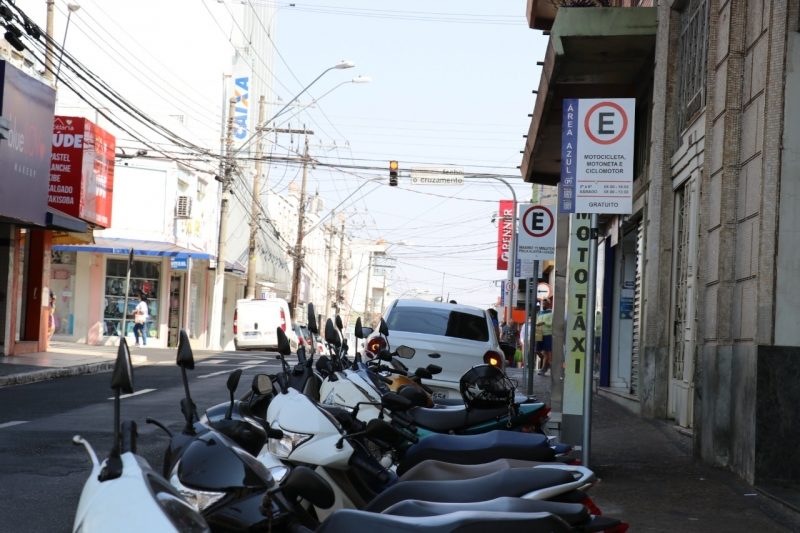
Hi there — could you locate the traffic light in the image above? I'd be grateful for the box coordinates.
[389,160,398,186]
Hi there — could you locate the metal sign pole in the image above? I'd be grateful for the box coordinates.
[121,248,134,340]
[581,214,599,466]
[526,262,539,395]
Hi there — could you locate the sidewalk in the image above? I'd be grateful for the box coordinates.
[0,340,219,388]
[506,367,798,531]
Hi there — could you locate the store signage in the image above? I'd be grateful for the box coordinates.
[496,199,515,270]
[231,58,251,146]
[171,257,189,270]
[49,116,116,228]
[559,98,635,214]
[0,61,56,226]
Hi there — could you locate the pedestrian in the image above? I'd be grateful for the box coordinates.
[47,290,56,340]
[536,298,553,375]
[132,292,149,347]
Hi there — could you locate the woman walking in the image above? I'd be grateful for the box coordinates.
[132,292,149,347]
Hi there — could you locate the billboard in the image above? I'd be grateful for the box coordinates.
[0,61,56,226]
[49,116,116,228]
[496,199,515,270]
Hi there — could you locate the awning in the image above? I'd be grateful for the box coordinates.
[52,237,213,259]
[520,7,657,185]
[46,208,89,233]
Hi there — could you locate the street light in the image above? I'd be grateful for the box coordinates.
[233,60,356,155]
[54,2,80,86]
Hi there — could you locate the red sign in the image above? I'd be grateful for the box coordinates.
[496,199,514,270]
[48,116,115,228]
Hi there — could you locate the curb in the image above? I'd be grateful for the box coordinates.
[0,361,116,388]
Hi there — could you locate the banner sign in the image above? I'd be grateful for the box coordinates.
[49,116,116,228]
[496,199,515,270]
[231,58,252,149]
[0,61,56,226]
[559,98,635,214]
[562,213,592,442]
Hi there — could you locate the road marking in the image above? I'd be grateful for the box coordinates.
[198,360,226,365]
[197,365,257,379]
[242,360,266,365]
[0,421,28,429]
[108,388,156,400]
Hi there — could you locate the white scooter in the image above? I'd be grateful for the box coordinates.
[72,339,209,533]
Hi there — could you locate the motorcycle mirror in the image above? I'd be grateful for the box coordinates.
[381,391,413,412]
[101,337,134,481]
[280,465,335,510]
[225,369,243,420]
[276,327,291,356]
[324,319,341,348]
[335,315,344,331]
[354,317,364,339]
[378,349,393,362]
[426,364,442,375]
[361,326,374,338]
[379,318,389,336]
[395,345,415,359]
[176,330,195,369]
[414,367,433,380]
[252,374,273,396]
[307,303,318,335]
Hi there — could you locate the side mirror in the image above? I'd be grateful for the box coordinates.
[379,318,389,336]
[252,374,273,395]
[381,391,413,412]
[395,345,415,359]
[276,327,291,356]
[280,465,335,510]
[225,369,242,420]
[426,364,442,375]
[110,338,134,395]
[176,330,195,369]
[335,315,344,331]
[324,319,341,348]
[354,317,364,339]
[307,304,318,335]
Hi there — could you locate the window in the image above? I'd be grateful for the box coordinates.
[103,259,160,338]
[675,0,709,136]
[387,306,489,342]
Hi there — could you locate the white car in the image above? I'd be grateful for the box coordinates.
[369,299,505,400]
[233,298,298,352]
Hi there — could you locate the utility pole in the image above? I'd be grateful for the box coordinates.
[289,132,310,320]
[335,216,346,314]
[245,96,267,299]
[324,220,337,319]
[209,97,237,350]
[45,0,55,81]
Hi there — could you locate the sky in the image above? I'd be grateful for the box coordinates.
[15,0,548,309]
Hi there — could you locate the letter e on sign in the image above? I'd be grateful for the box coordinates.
[584,101,628,145]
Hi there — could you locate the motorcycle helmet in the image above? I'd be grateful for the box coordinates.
[459,364,515,410]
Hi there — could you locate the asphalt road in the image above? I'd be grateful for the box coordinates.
[0,351,286,533]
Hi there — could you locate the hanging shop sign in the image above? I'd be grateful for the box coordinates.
[49,116,116,228]
[496,199,515,270]
[0,61,57,226]
[559,98,635,215]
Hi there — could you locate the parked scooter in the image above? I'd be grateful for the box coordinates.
[72,339,210,533]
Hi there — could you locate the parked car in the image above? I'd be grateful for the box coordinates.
[367,299,505,400]
[233,298,298,352]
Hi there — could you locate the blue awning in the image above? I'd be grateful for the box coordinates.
[53,237,212,259]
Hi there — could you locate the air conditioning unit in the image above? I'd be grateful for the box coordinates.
[175,195,192,218]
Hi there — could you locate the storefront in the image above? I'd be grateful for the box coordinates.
[0,61,57,355]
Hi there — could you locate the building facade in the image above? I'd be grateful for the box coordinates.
[521,0,800,492]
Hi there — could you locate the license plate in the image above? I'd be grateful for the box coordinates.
[243,331,260,337]
[431,391,447,400]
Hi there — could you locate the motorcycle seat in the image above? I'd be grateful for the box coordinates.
[383,497,589,526]
[434,392,536,407]
[317,509,571,533]
[399,458,550,482]
[364,467,576,513]
[408,404,510,433]
[397,430,553,476]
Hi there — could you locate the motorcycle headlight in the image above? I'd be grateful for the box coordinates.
[145,472,209,532]
[169,467,226,512]
[268,426,312,458]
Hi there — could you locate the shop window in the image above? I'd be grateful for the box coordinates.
[50,251,77,335]
[103,258,160,338]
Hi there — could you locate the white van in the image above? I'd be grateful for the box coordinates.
[233,298,298,352]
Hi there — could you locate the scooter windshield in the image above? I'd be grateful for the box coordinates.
[178,431,274,492]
